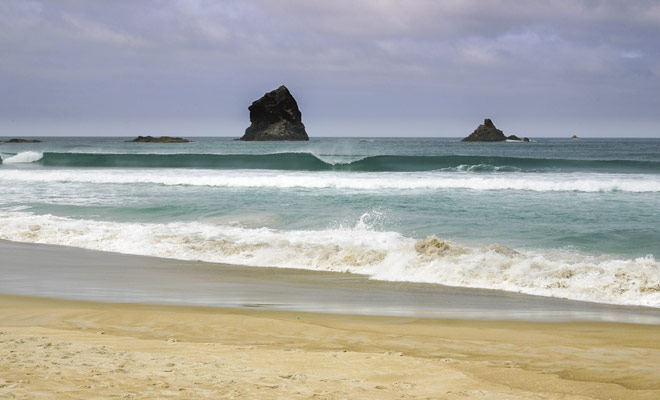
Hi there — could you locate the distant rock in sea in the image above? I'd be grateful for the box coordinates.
[240,85,309,141]
[2,138,41,143]
[571,135,580,140]
[506,135,530,142]
[461,119,506,142]
[127,136,190,143]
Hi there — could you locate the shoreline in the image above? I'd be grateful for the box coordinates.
[0,240,660,325]
[2,293,660,399]
[2,239,660,324]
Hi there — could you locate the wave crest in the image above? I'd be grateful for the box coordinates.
[7,151,660,173]
[1,151,43,164]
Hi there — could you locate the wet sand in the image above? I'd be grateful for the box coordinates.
[1,294,660,399]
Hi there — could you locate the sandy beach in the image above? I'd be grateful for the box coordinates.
[1,293,659,399]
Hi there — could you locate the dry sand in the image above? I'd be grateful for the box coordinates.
[1,294,659,399]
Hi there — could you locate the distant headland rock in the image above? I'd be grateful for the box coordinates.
[462,119,507,142]
[2,138,41,143]
[240,85,309,141]
[126,136,190,143]
[571,135,580,140]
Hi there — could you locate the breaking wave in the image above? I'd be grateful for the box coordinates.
[4,151,660,173]
[2,168,660,192]
[1,210,658,308]
[1,151,43,164]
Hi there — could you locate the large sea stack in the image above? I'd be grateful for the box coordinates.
[461,119,506,142]
[240,85,309,141]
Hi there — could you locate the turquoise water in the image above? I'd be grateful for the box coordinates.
[1,137,660,307]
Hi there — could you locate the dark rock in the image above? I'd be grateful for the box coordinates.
[3,138,41,143]
[571,135,579,140]
[506,135,530,142]
[461,119,506,142]
[127,136,190,143]
[240,85,309,141]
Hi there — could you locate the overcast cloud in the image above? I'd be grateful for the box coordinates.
[1,0,659,137]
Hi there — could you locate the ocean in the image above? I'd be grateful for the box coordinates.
[1,136,659,308]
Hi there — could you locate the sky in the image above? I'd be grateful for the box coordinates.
[1,0,659,137]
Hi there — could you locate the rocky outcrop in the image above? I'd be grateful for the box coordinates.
[506,135,530,142]
[240,85,309,141]
[461,119,506,142]
[127,136,190,143]
[2,138,41,143]
[571,135,579,140]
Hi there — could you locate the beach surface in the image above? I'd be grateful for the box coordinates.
[1,293,660,399]
[2,240,660,398]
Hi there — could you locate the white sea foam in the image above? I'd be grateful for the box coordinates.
[273,150,369,165]
[1,151,43,163]
[1,168,660,192]
[1,210,658,307]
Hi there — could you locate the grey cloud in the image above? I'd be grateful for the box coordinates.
[1,0,659,136]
